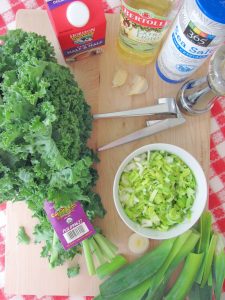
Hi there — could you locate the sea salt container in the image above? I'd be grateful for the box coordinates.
[46,0,106,61]
[156,0,225,83]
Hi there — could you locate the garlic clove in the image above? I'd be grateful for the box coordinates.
[128,75,149,96]
[112,69,128,87]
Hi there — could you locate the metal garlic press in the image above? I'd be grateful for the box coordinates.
[93,98,186,151]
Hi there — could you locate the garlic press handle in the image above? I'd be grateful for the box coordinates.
[98,119,171,151]
[93,98,177,119]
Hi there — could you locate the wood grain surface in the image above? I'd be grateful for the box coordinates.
[5,9,210,297]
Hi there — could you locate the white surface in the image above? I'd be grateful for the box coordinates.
[211,118,220,133]
[216,141,225,157]
[66,1,90,28]
[210,176,224,193]
[113,143,208,240]
[1,0,11,11]
[0,211,6,227]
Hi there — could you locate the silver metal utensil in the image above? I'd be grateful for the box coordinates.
[94,98,186,151]
[93,98,178,119]
[177,45,225,115]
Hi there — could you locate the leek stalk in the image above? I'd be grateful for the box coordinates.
[101,235,118,253]
[144,230,193,299]
[85,233,127,278]
[94,233,116,260]
[201,234,218,287]
[213,235,225,300]
[99,231,192,300]
[82,239,96,275]
[196,211,212,284]
[164,253,204,300]
[99,238,175,298]
[89,237,105,265]
[97,276,155,300]
[189,282,212,300]
[145,230,200,300]
[96,255,127,279]
[49,230,59,267]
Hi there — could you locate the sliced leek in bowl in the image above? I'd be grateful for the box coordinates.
[113,143,208,240]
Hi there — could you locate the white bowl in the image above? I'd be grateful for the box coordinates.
[113,143,208,240]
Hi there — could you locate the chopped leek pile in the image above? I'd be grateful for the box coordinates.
[119,150,197,230]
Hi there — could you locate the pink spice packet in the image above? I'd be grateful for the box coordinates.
[44,201,95,250]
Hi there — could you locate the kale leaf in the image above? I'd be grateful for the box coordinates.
[17,226,30,245]
[67,265,80,278]
[0,30,105,268]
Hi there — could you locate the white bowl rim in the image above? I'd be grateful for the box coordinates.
[113,143,208,240]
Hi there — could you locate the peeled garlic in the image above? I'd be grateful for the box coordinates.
[128,233,149,254]
[112,69,128,87]
[129,75,148,96]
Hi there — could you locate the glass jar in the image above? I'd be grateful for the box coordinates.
[117,0,182,65]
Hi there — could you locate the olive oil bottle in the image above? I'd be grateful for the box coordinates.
[118,0,182,65]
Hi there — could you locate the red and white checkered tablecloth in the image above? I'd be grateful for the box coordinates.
[0,1,225,299]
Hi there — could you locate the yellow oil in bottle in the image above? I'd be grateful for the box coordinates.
[118,0,178,65]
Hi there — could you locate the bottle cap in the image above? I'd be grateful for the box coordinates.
[196,0,225,24]
[66,1,90,28]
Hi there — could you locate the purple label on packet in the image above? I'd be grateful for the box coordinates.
[46,0,74,10]
[44,201,95,250]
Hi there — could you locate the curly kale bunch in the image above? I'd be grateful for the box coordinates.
[0,30,105,267]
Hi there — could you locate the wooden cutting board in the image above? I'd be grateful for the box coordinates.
[5,9,210,297]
